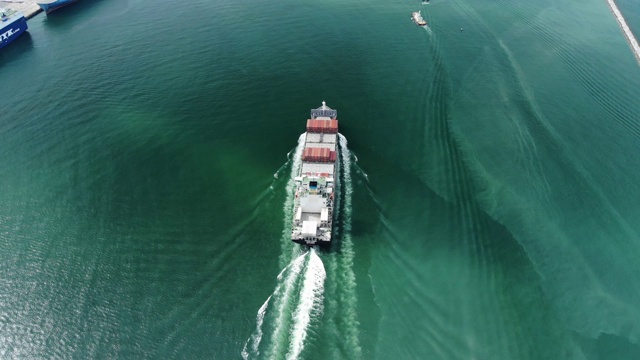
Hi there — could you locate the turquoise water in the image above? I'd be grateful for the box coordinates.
[1,0,640,358]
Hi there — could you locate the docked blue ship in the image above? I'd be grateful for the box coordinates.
[37,0,79,14]
[0,8,28,49]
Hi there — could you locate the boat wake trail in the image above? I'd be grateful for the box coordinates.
[241,296,271,359]
[606,0,640,65]
[280,134,307,268]
[334,134,362,357]
[286,249,326,360]
[321,135,362,358]
[242,249,325,360]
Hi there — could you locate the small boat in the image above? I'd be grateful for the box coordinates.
[37,0,79,14]
[422,0,430,4]
[411,11,427,26]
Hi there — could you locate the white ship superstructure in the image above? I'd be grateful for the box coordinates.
[411,11,427,26]
[291,102,339,246]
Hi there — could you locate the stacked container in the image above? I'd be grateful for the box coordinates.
[302,147,337,162]
[306,119,339,133]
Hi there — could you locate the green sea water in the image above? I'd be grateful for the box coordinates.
[1,0,640,358]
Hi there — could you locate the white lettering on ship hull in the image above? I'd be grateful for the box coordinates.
[1,28,19,41]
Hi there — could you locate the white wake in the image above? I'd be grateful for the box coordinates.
[606,0,640,65]
[280,134,307,269]
[286,248,326,360]
[241,295,271,360]
[242,253,307,360]
[336,134,363,357]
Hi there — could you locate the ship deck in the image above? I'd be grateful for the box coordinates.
[291,102,338,246]
[1,0,42,19]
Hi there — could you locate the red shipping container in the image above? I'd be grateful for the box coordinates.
[327,120,338,133]
[306,119,339,133]
[302,147,332,162]
[306,119,319,133]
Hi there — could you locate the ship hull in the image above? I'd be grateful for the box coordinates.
[290,166,338,248]
[0,14,28,49]
[37,0,79,14]
[291,158,338,248]
[411,11,427,26]
[290,102,339,247]
[292,236,335,247]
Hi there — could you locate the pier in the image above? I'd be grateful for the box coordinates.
[606,0,640,66]
[1,0,41,19]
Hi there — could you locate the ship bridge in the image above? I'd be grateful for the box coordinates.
[310,101,337,119]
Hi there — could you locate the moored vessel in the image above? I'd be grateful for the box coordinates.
[37,0,79,14]
[411,11,427,26]
[0,8,28,49]
[291,102,339,246]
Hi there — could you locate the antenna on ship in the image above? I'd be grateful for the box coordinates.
[322,101,327,109]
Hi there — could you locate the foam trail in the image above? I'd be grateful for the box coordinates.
[280,133,307,268]
[606,0,640,65]
[253,142,301,208]
[265,252,307,357]
[241,252,307,359]
[273,162,288,179]
[243,252,307,359]
[242,295,272,360]
[320,142,343,359]
[337,134,363,357]
[353,162,369,182]
[273,137,305,179]
[286,248,326,360]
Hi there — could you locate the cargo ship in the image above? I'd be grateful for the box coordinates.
[291,102,339,246]
[411,11,427,26]
[0,8,28,49]
[37,0,79,14]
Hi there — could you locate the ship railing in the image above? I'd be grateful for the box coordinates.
[310,108,337,119]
